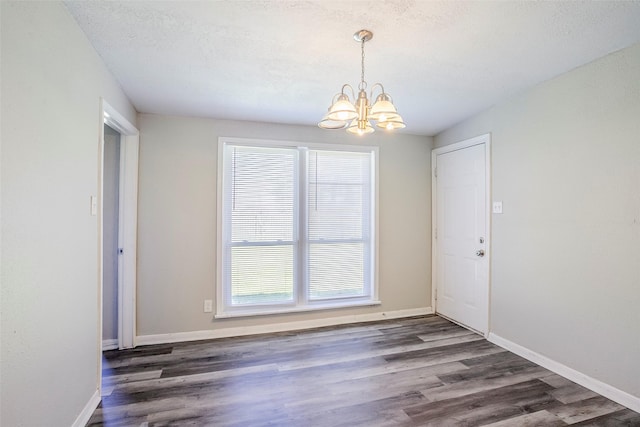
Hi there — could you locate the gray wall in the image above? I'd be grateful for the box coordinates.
[435,43,640,399]
[0,2,136,425]
[103,125,121,342]
[137,114,433,336]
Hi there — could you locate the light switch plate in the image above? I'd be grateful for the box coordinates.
[492,201,503,214]
[90,196,98,216]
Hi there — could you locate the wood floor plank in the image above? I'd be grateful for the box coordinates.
[283,391,425,427]
[423,365,555,403]
[110,363,280,394]
[276,338,486,371]
[481,409,567,426]
[404,379,557,425]
[568,408,640,426]
[87,315,638,426]
[416,327,478,343]
[102,369,163,386]
[550,382,601,405]
[547,396,626,424]
[281,365,445,413]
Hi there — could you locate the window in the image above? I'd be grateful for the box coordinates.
[217,138,378,317]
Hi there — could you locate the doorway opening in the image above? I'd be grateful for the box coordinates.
[99,99,139,354]
[102,123,121,350]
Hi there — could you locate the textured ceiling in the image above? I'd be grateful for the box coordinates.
[64,1,640,136]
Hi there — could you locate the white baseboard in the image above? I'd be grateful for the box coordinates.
[102,338,118,351]
[488,333,640,413]
[72,389,100,427]
[136,307,433,346]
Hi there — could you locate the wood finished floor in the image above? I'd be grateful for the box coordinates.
[89,315,640,426]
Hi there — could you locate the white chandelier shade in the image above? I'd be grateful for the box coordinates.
[318,30,405,135]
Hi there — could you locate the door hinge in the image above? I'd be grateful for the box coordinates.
[434,229,437,239]
[434,167,437,178]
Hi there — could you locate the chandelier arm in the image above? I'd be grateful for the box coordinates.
[341,84,356,100]
[369,83,386,100]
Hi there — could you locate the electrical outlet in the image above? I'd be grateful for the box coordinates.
[203,299,213,313]
[492,201,503,214]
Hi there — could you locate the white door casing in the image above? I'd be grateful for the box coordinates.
[99,99,139,356]
[432,134,490,335]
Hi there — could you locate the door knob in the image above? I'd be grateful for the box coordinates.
[476,249,485,257]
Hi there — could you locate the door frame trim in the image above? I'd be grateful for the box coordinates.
[99,99,139,355]
[431,133,492,336]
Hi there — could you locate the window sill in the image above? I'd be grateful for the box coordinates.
[215,300,382,319]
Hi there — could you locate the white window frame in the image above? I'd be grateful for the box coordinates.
[216,137,380,318]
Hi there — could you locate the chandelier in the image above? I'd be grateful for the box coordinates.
[318,29,406,135]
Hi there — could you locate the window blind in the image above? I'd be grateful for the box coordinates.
[227,146,296,305]
[307,150,371,300]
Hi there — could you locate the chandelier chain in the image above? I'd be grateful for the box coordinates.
[359,38,367,91]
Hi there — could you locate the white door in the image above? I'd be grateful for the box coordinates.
[434,138,489,334]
